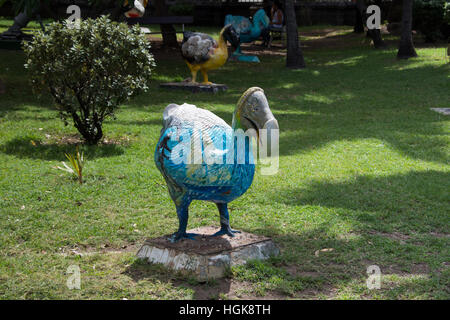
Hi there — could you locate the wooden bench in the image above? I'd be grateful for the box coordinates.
[268,25,286,48]
[126,16,194,33]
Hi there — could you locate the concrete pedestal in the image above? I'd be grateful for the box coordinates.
[229,53,260,63]
[137,226,279,281]
[430,108,450,115]
[160,82,228,93]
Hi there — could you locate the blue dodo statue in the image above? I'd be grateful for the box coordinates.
[224,9,270,62]
[154,87,279,242]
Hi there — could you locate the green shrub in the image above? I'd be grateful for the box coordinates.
[413,0,448,42]
[444,2,450,24]
[23,16,155,144]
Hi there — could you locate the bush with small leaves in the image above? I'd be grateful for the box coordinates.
[413,0,449,42]
[24,16,155,144]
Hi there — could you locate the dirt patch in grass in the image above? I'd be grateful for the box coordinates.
[368,230,412,242]
[147,28,357,58]
[386,263,430,276]
[242,43,287,56]
[363,259,431,276]
[58,242,139,257]
[409,263,431,274]
[429,232,450,239]
[369,230,449,245]
[440,261,450,274]
[295,285,338,300]
[284,265,321,278]
[41,133,131,146]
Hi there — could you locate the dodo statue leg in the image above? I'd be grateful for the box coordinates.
[169,199,198,243]
[213,203,241,237]
[170,202,240,242]
[186,62,200,84]
[190,69,198,83]
[201,70,213,85]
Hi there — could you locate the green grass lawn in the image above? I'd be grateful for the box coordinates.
[0,25,449,300]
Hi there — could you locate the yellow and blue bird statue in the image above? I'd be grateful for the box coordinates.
[180,25,239,84]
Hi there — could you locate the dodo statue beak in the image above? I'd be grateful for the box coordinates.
[262,117,279,156]
[238,87,279,156]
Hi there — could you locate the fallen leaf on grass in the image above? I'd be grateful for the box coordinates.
[314,248,334,257]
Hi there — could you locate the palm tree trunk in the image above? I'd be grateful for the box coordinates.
[397,0,417,59]
[284,0,306,69]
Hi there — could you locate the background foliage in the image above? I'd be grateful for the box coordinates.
[413,0,449,42]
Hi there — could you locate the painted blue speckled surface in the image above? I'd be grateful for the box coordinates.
[155,123,255,205]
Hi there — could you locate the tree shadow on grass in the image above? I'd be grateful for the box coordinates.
[270,170,449,234]
[0,136,125,161]
[271,59,449,162]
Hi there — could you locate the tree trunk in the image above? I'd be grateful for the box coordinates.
[284,0,306,69]
[367,29,386,48]
[354,3,364,33]
[153,0,179,48]
[0,79,5,95]
[397,0,417,59]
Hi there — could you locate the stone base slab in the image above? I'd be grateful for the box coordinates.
[160,82,228,93]
[430,108,450,115]
[136,226,279,281]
